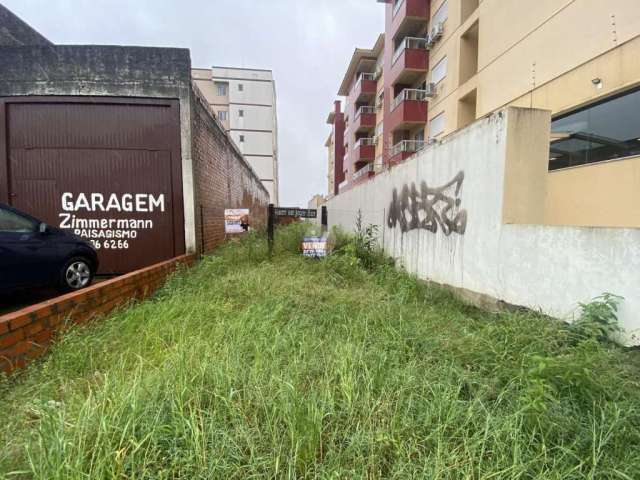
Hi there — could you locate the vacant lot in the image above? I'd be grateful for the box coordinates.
[1,227,639,479]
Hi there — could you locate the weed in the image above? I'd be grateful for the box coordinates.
[331,210,391,272]
[571,293,624,343]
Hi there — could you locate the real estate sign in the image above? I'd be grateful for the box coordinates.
[302,236,328,258]
[224,209,250,234]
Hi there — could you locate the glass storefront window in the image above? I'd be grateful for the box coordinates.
[549,87,640,170]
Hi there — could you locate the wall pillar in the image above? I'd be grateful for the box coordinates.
[502,107,551,225]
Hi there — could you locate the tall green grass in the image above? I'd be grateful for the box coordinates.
[1,226,639,479]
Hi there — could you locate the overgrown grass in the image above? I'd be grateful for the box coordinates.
[1,225,639,479]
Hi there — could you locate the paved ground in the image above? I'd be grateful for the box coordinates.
[0,277,112,316]
[0,289,60,316]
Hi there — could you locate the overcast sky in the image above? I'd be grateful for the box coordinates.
[3,0,383,206]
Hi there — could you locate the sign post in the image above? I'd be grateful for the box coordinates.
[267,203,275,258]
[321,205,328,232]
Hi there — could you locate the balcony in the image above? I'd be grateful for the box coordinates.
[389,37,428,86]
[388,139,426,165]
[389,89,429,132]
[353,106,376,132]
[390,0,429,40]
[353,138,376,166]
[351,163,375,184]
[351,72,377,103]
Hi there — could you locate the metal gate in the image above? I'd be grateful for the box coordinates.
[0,97,185,274]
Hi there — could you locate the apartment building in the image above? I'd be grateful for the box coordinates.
[193,66,279,205]
[325,100,345,197]
[333,35,385,192]
[328,0,640,222]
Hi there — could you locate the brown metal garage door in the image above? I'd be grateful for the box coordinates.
[0,98,185,275]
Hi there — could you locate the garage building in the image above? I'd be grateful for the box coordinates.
[0,5,269,274]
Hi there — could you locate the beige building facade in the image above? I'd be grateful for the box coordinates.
[307,194,326,210]
[426,0,640,228]
[193,66,279,204]
[327,0,640,228]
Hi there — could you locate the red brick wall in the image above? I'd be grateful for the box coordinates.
[0,254,195,375]
[190,84,269,254]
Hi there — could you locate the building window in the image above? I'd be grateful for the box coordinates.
[216,82,228,96]
[375,121,383,138]
[217,111,228,121]
[376,90,384,110]
[238,110,244,118]
[392,0,404,17]
[238,83,244,92]
[430,112,446,138]
[239,135,245,143]
[432,0,448,27]
[549,87,640,170]
[431,56,447,84]
[459,21,479,85]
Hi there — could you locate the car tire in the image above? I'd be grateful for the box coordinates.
[59,257,94,292]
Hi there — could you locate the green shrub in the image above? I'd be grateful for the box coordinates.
[571,293,624,343]
[331,210,392,272]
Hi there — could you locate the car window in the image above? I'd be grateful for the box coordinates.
[0,208,36,233]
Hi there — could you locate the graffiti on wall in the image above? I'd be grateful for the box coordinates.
[387,171,467,236]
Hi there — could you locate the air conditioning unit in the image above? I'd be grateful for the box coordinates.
[427,137,439,145]
[424,82,437,98]
[431,22,444,41]
[374,65,383,80]
[426,22,444,48]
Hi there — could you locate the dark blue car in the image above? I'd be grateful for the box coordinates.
[0,203,98,294]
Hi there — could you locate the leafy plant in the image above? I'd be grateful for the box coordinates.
[335,210,388,271]
[571,293,624,343]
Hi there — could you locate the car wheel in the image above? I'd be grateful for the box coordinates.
[60,257,94,292]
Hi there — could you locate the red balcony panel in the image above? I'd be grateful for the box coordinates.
[353,112,376,132]
[353,144,375,166]
[388,100,428,132]
[391,0,429,39]
[389,48,428,86]
[352,79,377,103]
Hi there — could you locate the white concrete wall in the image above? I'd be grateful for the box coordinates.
[248,155,276,180]
[212,67,273,82]
[326,107,640,344]
[228,80,274,106]
[229,104,275,131]
[230,130,274,156]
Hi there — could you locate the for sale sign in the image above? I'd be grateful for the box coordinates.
[225,209,251,234]
[302,236,328,258]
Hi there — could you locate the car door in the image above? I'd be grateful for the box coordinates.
[0,207,59,291]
